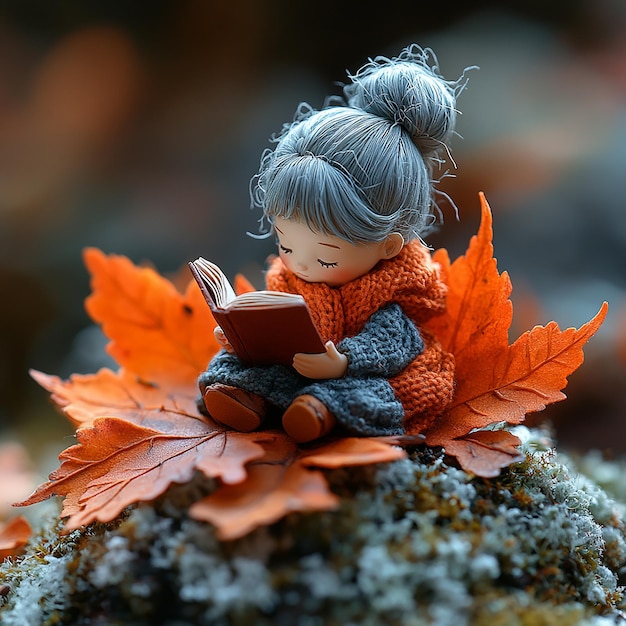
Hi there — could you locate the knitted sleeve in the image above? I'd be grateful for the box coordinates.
[337,303,424,378]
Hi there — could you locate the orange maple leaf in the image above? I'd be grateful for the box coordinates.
[0,516,31,561]
[83,248,219,389]
[22,418,268,531]
[423,193,607,476]
[29,368,199,430]
[18,371,270,530]
[426,193,513,396]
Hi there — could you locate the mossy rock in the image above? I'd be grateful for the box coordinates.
[1,431,625,625]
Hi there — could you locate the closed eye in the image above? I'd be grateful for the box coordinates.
[318,259,338,268]
[280,244,292,254]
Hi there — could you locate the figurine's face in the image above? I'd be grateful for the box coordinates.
[274,216,403,287]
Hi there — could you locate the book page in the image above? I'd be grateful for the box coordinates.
[226,290,305,310]
[192,258,236,308]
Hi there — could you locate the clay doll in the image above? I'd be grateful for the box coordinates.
[197,45,463,443]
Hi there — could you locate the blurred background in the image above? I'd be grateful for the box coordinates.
[0,0,625,466]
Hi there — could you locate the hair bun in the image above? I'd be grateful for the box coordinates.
[343,45,462,155]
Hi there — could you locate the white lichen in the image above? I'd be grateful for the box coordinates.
[89,535,135,588]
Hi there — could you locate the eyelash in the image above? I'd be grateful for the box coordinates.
[279,243,338,268]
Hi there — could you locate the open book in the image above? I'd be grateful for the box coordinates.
[189,257,326,367]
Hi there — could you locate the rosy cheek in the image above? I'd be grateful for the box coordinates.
[324,267,356,286]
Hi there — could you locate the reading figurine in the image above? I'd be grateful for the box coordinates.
[196,45,464,443]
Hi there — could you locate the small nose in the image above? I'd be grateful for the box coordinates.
[296,260,307,270]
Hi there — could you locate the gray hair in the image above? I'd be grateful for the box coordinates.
[251,45,473,244]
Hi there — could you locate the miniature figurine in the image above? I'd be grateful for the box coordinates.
[197,45,464,443]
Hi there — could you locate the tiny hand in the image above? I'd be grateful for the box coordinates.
[292,341,348,379]
[214,326,234,353]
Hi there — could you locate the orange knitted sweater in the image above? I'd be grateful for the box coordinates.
[265,240,455,433]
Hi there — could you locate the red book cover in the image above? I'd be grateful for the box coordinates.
[189,258,325,367]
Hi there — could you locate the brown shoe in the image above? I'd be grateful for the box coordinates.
[203,384,267,432]
[282,394,336,443]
